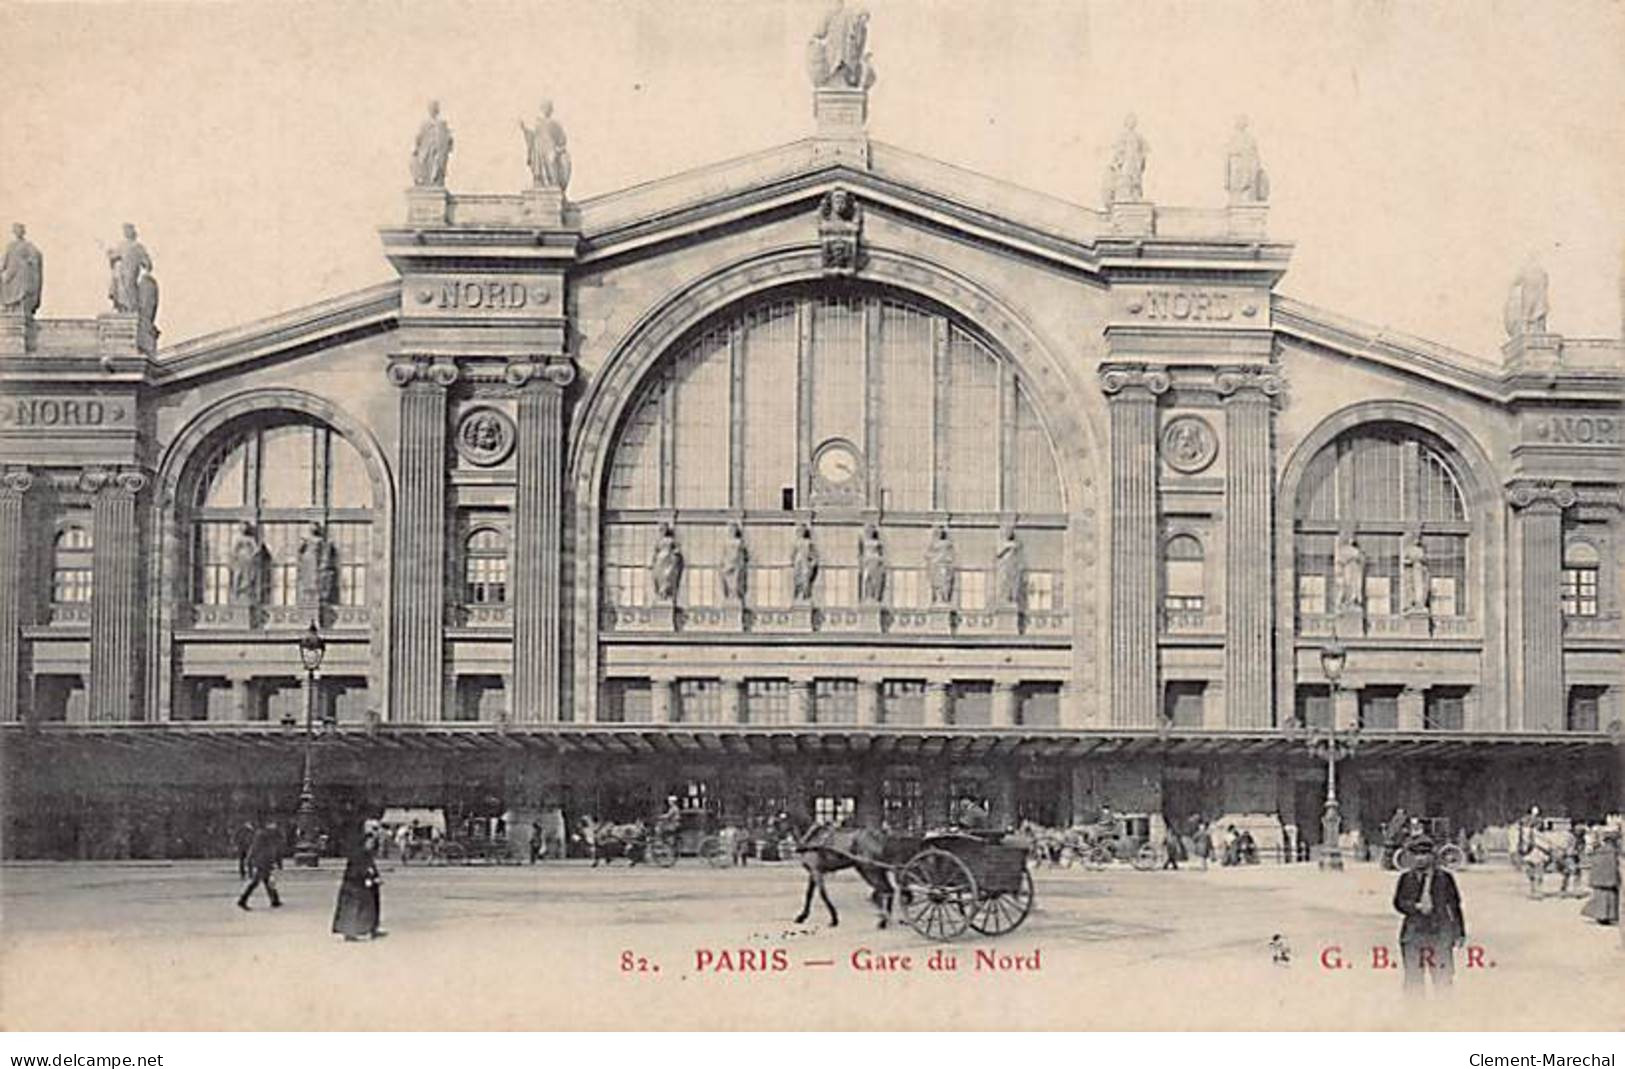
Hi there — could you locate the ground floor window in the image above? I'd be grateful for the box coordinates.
[178,677,230,722]
[1015,778,1061,826]
[453,676,505,723]
[31,674,84,721]
[1163,681,1205,728]
[814,678,858,724]
[1359,686,1400,730]
[1017,682,1060,726]
[600,678,651,723]
[262,677,301,724]
[881,776,922,832]
[881,679,925,725]
[1424,687,1466,731]
[1566,686,1603,732]
[1296,684,1332,729]
[951,681,991,726]
[744,678,790,725]
[677,678,723,724]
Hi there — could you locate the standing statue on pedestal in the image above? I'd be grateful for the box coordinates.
[1402,533,1430,614]
[857,522,886,604]
[1102,114,1148,206]
[995,523,1026,609]
[791,523,820,602]
[229,523,267,607]
[1,223,43,319]
[807,0,876,89]
[650,521,684,602]
[1224,116,1269,204]
[297,522,338,607]
[1334,531,1366,612]
[411,100,454,187]
[106,224,151,315]
[1503,257,1550,338]
[925,524,956,606]
[519,100,572,192]
[720,521,749,603]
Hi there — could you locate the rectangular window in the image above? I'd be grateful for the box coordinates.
[328,522,370,607]
[1566,686,1602,732]
[1023,572,1058,612]
[684,567,720,609]
[1018,682,1061,727]
[1297,574,1327,617]
[822,566,857,607]
[959,569,988,611]
[889,568,926,609]
[1424,534,1466,617]
[881,679,926,725]
[1295,533,1333,617]
[1561,567,1599,617]
[1163,681,1206,728]
[600,678,651,724]
[951,681,992,726]
[814,678,858,724]
[814,794,857,826]
[1424,687,1466,731]
[677,678,723,724]
[1362,534,1398,617]
[882,777,923,832]
[744,678,790,725]
[194,522,236,606]
[1296,684,1333,729]
[1359,686,1400,730]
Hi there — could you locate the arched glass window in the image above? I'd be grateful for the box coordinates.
[1562,541,1599,618]
[464,528,509,605]
[1293,424,1471,624]
[1163,534,1205,614]
[52,526,93,603]
[189,417,374,609]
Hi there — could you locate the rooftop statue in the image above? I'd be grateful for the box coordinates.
[1224,115,1269,204]
[0,223,43,319]
[106,223,151,315]
[1503,257,1549,338]
[807,0,876,90]
[1102,114,1148,206]
[411,100,454,188]
[519,99,572,192]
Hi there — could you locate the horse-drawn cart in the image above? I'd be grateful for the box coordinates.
[898,832,1037,940]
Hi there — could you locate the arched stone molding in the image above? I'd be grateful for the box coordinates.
[146,388,396,723]
[566,245,1106,725]
[1273,400,1503,730]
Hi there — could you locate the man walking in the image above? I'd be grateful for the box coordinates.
[237,820,285,911]
[233,821,256,879]
[1393,835,1466,994]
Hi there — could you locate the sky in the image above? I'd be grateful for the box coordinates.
[2,0,1622,358]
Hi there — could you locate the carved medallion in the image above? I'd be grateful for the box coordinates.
[455,407,517,466]
[1160,415,1218,474]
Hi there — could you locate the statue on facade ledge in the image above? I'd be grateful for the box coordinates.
[1102,114,1148,206]
[1402,532,1430,615]
[229,523,267,607]
[411,100,454,188]
[791,523,819,602]
[0,223,43,319]
[296,522,338,607]
[1224,115,1269,204]
[519,99,571,193]
[650,521,684,602]
[106,224,151,315]
[995,523,1025,609]
[857,522,886,604]
[925,524,956,606]
[807,0,876,90]
[1503,256,1550,338]
[1334,531,1366,613]
[720,521,749,603]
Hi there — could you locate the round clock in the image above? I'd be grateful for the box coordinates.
[815,441,860,485]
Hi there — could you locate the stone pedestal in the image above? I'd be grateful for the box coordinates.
[405,187,449,226]
[1401,609,1432,638]
[1336,608,1366,638]
[1502,332,1563,373]
[0,314,29,356]
[812,87,870,168]
[521,188,567,227]
[96,314,144,361]
[1108,201,1155,237]
[1226,203,1269,239]
[822,605,882,634]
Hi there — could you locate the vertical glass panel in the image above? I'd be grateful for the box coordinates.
[262,522,303,606]
[1362,533,1398,616]
[1424,534,1466,616]
[741,302,799,509]
[1347,433,1403,522]
[329,522,370,606]
[1012,384,1064,513]
[810,296,865,455]
[941,325,999,512]
[194,521,237,605]
[608,386,663,510]
[328,433,372,508]
[672,329,731,509]
[1296,445,1338,522]
[258,424,318,508]
[814,678,858,724]
[1018,682,1061,727]
[875,302,933,511]
[198,434,249,508]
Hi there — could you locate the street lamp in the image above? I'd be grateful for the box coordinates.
[1302,640,1361,871]
[293,620,327,867]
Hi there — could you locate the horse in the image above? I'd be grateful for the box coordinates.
[792,824,920,929]
[582,819,650,867]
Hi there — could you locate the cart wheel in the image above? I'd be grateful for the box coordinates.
[969,869,1035,936]
[646,839,678,868]
[1438,844,1466,870]
[1087,843,1113,870]
[1393,846,1415,872]
[700,836,729,868]
[1132,843,1159,871]
[898,848,976,941]
[441,843,466,865]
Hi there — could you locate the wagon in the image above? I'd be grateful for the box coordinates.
[893,831,1037,941]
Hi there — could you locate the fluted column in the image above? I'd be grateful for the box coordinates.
[1509,480,1572,731]
[1100,365,1168,726]
[510,360,575,723]
[388,358,457,723]
[86,468,147,722]
[0,468,33,721]
[1218,368,1280,727]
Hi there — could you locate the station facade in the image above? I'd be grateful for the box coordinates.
[2,73,1621,859]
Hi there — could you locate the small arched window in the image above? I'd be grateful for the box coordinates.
[1562,541,1599,618]
[52,526,94,603]
[464,528,509,605]
[1163,534,1205,614]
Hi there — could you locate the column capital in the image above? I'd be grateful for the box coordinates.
[1,466,34,498]
[506,358,576,389]
[1506,478,1575,512]
[386,357,460,389]
[1099,363,1170,399]
[1215,365,1283,401]
[81,466,149,496]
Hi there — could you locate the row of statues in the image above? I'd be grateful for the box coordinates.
[1102,114,1268,207]
[409,99,571,193]
[229,522,339,608]
[649,521,1027,609]
[0,222,157,329]
[1331,532,1431,616]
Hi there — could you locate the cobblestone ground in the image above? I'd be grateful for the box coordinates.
[2,856,1620,1031]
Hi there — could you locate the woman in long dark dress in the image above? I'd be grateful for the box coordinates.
[332,832,385,942]
[1581,830,1620,926]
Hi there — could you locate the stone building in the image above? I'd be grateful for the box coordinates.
[1,58,1620,860]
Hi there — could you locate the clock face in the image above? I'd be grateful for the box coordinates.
[816,443,859,485]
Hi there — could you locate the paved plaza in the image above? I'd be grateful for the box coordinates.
[2,856,1620,1031]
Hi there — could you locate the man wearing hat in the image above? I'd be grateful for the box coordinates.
[1392,834,1466,992]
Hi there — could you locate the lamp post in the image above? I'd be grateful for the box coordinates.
[1302,640,1361,871]
[293,620,327,867]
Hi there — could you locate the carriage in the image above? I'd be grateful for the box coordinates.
[888,830,1037,941]
[1390,816,1469,871]
[1055,814,1162,870]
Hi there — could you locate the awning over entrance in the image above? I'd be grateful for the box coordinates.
[3,722,1615,761]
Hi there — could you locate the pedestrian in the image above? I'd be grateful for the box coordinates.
[236,820,284,911]
[1189,818,1211,871]
[233,821,256,879]
[397,820,415,864]
[332,829,385,942]
[1392,835,1466,994]
[1558,824,1585,897]
[529,819,545,864]
[1580,829,1620,926]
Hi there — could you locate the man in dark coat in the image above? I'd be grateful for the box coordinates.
[233,821,256,878]
[236,821,284,910]
[332,831,384,941]
[1581,829,1620,926]
[1392,835,1466,992]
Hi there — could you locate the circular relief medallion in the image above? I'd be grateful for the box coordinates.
[455,407,516,467]
[1160,415,1218,474]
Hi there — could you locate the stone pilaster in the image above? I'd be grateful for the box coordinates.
[650,676,675,725]
[1398,684,1425,732]
[722,678,745,725]
[510,360,574,723]
[790,679,815,725]
[856,679,880,727]
[1100,365,1169,726]
[86,468,147,722]
[388,358,457,723]
[1509,480,1573,731]
[991,681,1017,728]
[1218,368,1280,727]
[0,468,33,721]
[1334,687,1359,731]
[925,681,949,727]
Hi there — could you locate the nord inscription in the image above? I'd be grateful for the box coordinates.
[0,398,129,428]
[435,280,544,311]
